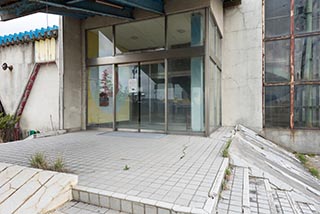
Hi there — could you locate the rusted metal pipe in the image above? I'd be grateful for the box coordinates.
[289,0,295,129]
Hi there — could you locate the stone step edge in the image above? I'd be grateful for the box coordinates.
[73,185,209,214]
[72,159,230,214]
[204,158,229,214]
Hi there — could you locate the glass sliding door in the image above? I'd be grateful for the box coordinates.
[116,63,139,130]
[115,61,165,131]
[140,62,165,131]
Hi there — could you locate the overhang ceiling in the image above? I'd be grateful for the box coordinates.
[0,0,164,21]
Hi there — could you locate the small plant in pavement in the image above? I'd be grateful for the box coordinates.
[123,165,130,171]
[222,139,232,158]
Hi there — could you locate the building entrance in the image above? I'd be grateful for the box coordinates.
[115,61,165,132]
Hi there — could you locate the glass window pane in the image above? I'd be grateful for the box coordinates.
[294,85,320,128]
[265,86,290,127]
[265,0,290,37]
[87,66,113,127]
[168,10,205,49]
[115,17,165,54]
[295,35,320,81]
[87,27,113,58]
[168,57,204,132]
[265,40,291,82]
[295,0,320,33]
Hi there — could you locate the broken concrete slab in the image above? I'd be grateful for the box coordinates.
[221,125,320,213]
[0,163,78,214]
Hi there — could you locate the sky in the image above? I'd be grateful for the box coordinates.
[0,13,60,36]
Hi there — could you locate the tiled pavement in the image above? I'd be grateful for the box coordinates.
[217,167,249,214]
[0,127,233,213]
[50,201,121,214]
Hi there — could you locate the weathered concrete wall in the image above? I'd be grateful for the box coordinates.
[222,0,263,131]
[20,63,59,132]
[0,44,34,114]
[63,17,82,131]
[0,40,60,134]
[261,129,320,154]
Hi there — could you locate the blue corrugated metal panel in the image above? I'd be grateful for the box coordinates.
[0,25,58,46]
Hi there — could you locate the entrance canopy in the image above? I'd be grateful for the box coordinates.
[0,0,164,21]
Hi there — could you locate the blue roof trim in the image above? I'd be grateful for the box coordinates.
[0,25,59,47]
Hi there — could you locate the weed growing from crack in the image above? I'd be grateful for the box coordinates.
[30,152,67,172]
[222,139,232,158]
[52,157,65,172]
[309,167,319,179]
[123,165,130,171]
[296,153,307,165]
[30,152,48,170]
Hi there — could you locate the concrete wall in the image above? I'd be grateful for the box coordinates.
[0,41,60,134]
[0,44,34,114]
[261,129,320,154]
[20,63,59,132]
[222,0,263,131]
[62,17,83,131]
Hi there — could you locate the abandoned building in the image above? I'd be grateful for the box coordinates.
[0,0,319,153]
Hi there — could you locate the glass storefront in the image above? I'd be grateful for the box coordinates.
[86,8,222,135]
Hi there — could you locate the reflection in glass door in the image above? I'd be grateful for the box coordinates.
[116,63,139,130]
[115,62,165,131]
[140,62,165,130]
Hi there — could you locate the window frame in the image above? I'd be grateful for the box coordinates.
[263,0,320,129]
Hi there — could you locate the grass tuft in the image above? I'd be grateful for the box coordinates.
[222,139,232,158]
[295,153,319,179]
[309,168,319,179]
[30,152,48,170]
[296,153,307,165]
[30,152,67,172]
[52,157,66,172]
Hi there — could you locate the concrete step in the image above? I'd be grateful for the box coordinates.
[71,158,229,214]
[0,162,78,214]
[48,201,126,214]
